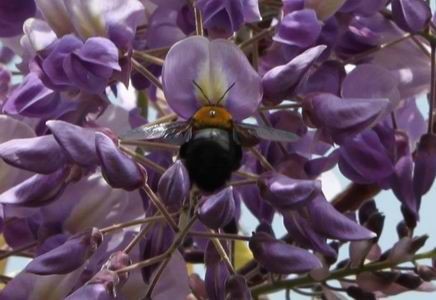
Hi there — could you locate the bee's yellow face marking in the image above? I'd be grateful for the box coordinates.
[192,106,233,130]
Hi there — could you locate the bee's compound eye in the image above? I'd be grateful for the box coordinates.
[209,109,216,117]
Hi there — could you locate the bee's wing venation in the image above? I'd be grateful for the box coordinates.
[120,121,192,144]
[234,122,298,144]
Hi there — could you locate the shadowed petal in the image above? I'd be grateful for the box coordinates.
[249,231,321,274]
[27,228,103,275]
[205,241,230,300]
[95,132,145,191]
[339,129,395,183]
[47,120,99,167]
[307,194,376,241]
[2,73,56,118]
[413,133,436,202]
[42,35,83,88]
[391,0,431,33]
[262,45,326,103]
[259,173,321,211]
[65,270,120,300]
[225,275,250,300]
[0,0,36,37]
[162,36,262,121]
[158,160,190,211]
[198,187,236,230]
[283,213,338,258]
[304,93,389,144]
[0,168,68,206]
[0,135,66,174]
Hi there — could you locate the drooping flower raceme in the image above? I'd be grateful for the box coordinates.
[0,0,435,299]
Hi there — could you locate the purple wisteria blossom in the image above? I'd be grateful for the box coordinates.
[0,0,436,299]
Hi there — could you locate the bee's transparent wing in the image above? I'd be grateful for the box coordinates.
[120,121,192,145]
[234,122,298,146]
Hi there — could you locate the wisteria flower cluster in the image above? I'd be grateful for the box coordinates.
[0,0,436,299]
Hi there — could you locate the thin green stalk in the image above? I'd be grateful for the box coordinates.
[251,248,436,296]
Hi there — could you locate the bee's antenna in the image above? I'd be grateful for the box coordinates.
[192,80,211,105]
[217,82,236,105]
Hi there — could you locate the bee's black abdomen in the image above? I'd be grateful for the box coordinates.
[180,129,242,193]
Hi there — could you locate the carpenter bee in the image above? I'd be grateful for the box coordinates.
[121,82,297,193]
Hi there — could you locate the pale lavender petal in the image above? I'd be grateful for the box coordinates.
[35,0,74,36]
[95,132,145,191]
[342,64,400,108]
[75,37,120,71]
[0,135,66,174]
[302,60,346,96]
[274,9,322,47]
[162,36,262,121]
[22,18,57,53]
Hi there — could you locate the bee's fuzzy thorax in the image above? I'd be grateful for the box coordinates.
[192,106,233,130]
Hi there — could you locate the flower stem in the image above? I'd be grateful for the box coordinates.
[228,178,258,187]
[143,214,199,298]
[120,146,166,174]
[188,231,251,241]
[120,140,180,152]
[209,230,236,275]
[193,2,204,36]
[142,184,179,232]
[123,216,157,254]
[251,248,436,296]
[250,147,275,171]
[0,242,37,261]
[100,215,172,234]
[259,103,303,111]
[132,51,165,66]
[343,33,412,65]
[131,58,163,90]
[239,26,276,51]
